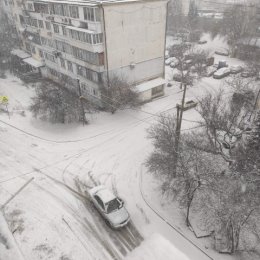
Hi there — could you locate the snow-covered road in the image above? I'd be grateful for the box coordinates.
[0,70,239,260]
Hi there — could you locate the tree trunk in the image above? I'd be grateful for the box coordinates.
[186,199,192,227]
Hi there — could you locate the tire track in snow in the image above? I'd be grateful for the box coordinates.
[19,173,121,260]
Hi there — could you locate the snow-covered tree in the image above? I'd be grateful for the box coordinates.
[30,81,95,123]
[101,75,139,114]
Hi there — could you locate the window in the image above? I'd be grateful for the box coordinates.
[53,24,59,34]
[107,199,120,213]
[61,26,67,36]
[49,4,69,16]
[93,88,97,96]
[27,3,33,11]
[69,29,103,44]
[55,40,72,54]
[95,8,101,21]
[39,49,43,58]
[151,85,163,96]
[38,20,44,28]
[25,42,31,52]
[45,21,51,30]
[31,46,36,54]
[76,64,99,82]
[30,18,38,27]
[27,32,41,45]
[60,57,66,68]
[69,6,79,18]
[67,61,73,72]
[83,7,94,21]
[72,46,101,65]
[53,4,63,16]
[48,68,58,77]
[34,3,49,14]
[19,15,25,25]
[94,195,105,210]
[45,53,56,63]
[41,37,55,48]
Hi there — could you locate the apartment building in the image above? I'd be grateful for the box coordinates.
[2,0,168,104]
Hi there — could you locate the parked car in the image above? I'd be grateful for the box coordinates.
[213,67,231,79]
[172,70,182,82]
[215,49,229,56]
[165,57,175,66]
[198,40,207,44]
[241,69,256,78]
[176,100,198,111]
[230,65,243,74]
[170,58,179,68]
[89,185,130,229]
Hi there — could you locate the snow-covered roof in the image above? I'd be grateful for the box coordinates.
[11,49,31,59]
[97,188,116,204]
[90,185,116,204]
[125,234,191,260]
[135,78,166,93]
[23,57,45,68]
[34,0,147,7]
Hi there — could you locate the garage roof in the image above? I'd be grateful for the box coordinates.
[135,78,166,93]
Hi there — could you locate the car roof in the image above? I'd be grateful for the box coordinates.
[95,187,116,204]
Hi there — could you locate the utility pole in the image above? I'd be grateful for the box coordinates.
[77,79,87,125]
[174,83,187,176]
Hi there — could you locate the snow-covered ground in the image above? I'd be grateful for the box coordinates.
[125,234,191,260]
[0,36,250,260]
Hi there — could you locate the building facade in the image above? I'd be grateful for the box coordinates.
[2,0,168,104]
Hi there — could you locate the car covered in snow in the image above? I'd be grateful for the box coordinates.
[170,58,179,68]
[89,185,130,229]
[198,39,207,45]
[215,49,229,56]
[213,67,231,79]
[241,69,256,78]
[172,70,182,82]
[230,65,243,74]
[165,57,176,66]
[176,100,198,111]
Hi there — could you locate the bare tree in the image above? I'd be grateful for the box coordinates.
[101,75,139,114]
[174,139,225,228]
[147,86,260,254]
[146,115,225,228]
[146,115,177,179]
[30,80,95,123]
[201,175,258,254]
[221,4,258,56]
